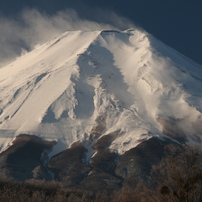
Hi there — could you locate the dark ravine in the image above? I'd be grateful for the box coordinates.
[0,133,176,191]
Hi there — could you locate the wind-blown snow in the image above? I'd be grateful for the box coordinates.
[0,29,202,156]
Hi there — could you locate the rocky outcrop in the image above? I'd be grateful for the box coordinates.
[48,142,91,187]
[0,134,175,191]
[0,134,56,181]
[115,137,170,188]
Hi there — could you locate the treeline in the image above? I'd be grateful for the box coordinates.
[0,144,202,202]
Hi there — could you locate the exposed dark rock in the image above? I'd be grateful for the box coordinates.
[47,141,91,187]
[0,134,56,181]
[115,137,170,188]
[32,165,54,180]
[90,131,121,175]
[0,133,176,192]
[93,131,121,152]
[90,149,118,175]
[76,171,122,192]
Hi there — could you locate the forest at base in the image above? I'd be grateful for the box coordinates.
[0,143,202,202]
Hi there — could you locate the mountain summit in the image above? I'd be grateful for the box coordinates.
[0,29,202,156]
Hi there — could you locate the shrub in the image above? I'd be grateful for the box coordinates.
[143,144,202,202]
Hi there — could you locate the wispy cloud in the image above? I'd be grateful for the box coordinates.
[0,8,136,67]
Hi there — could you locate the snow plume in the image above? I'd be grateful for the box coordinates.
[0,8,135,67]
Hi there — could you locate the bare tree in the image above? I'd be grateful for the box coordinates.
[147,144,202,202]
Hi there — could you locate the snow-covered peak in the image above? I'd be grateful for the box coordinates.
[0,29,202,156]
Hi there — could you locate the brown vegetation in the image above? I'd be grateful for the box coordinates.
[145,144,202,202]
[0,142,202,201]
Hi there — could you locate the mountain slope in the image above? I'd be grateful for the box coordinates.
[0,29,202,157]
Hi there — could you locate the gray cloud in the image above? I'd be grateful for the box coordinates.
[0,8,136,67]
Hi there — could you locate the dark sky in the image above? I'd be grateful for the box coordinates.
[0,0,202,65]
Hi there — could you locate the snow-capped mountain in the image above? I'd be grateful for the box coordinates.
[0,29,202,156]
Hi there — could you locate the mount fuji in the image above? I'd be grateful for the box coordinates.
[0,29,202,187]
